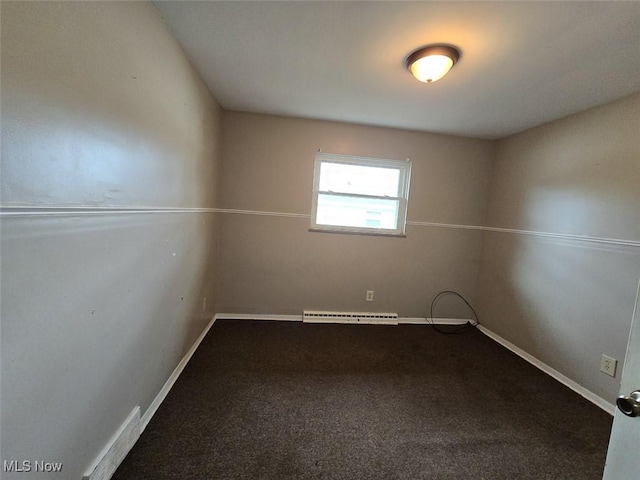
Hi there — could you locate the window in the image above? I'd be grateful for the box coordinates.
[310,152,411,236]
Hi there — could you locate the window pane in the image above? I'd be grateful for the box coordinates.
[319,162,400,197]
[316,194,399,230]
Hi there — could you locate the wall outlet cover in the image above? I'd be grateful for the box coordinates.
[600,354,617,377]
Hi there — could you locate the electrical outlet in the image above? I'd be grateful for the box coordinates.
[366,290,374,302]
[202,297,207,312]
[600,354,617,377]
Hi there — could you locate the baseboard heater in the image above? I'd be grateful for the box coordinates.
[303,310,399,325]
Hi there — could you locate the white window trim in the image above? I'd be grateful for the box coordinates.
[310,152,412,236]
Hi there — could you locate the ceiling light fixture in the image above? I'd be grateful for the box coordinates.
[405,44,460,83]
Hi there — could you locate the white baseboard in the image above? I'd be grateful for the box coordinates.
[84,317,217,480]
[477,325,615,415]
[398,317,470,325]
[83,406,140,480]
[215,313,470,325]
[214,313,301,322]
[140,315,217,432]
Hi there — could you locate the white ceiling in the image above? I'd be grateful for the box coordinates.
[154,1,640,139]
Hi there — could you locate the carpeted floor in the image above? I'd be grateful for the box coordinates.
[113,320,612,479]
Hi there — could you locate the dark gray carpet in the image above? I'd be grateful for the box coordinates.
[113,320,612,479]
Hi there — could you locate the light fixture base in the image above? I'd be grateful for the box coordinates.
[405,44,461,83]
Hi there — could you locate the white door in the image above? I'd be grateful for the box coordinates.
[603,278,640,479]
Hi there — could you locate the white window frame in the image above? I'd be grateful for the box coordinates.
[310,152,412,236]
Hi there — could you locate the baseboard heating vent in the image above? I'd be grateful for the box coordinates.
[303,310,398,325]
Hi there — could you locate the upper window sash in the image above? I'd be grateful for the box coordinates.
[313,152,411,197]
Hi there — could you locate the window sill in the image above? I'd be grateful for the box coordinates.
[308,228,407,238]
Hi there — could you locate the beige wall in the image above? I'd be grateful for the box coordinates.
[218,112,493,317]
[485,93,640,240]
[477,93,640,402]
[1,2,221,478]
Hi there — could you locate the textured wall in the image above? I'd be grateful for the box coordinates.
[1,2,221,478]
[477,93,640,402]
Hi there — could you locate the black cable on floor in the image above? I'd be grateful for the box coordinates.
[428,290,480,334]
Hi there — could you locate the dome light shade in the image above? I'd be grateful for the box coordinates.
[405,45,460,83]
